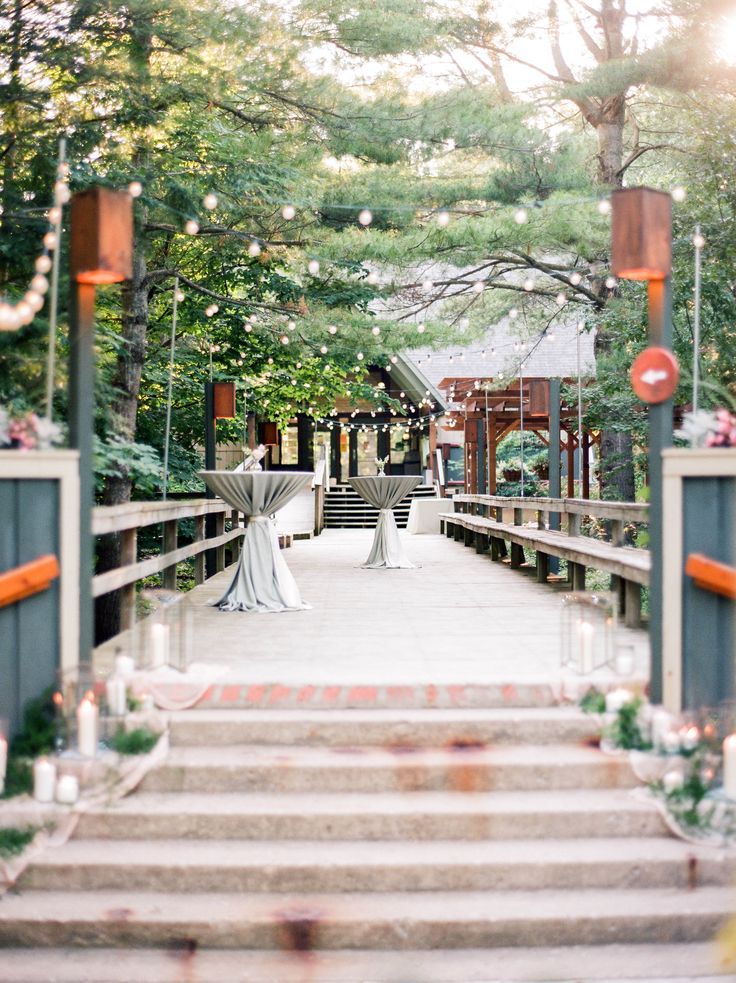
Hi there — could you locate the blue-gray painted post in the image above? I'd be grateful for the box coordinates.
[477,419,486,493]
[68,283,97,669]
[548,378,561,574]
[647,278,673,705]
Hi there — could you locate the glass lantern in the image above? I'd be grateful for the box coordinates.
[561,591,617,674]
[138,589,193,673]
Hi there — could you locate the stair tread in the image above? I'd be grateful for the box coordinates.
[2,886,732,920]
[79,787,655,817]
[0,944,729,982]
[27,837,718,868]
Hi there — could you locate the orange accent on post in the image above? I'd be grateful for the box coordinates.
[0,554,60,609]
[685,553,736,601]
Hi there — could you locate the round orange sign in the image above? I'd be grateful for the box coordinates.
[630,347,680,404]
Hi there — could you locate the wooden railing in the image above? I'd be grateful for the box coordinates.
[92,498,245,629]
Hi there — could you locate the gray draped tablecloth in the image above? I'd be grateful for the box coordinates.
[348,475,421,569]
[200,471,313,612]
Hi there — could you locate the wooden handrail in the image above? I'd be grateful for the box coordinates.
[685,553,736,600]
[92,497,231,535]
[453,494,649,525]
[0,554,60,609]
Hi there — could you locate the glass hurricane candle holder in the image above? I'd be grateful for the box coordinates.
[138,589,193,672]
[561,592,617,674]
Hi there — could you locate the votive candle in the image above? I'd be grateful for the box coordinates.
[577,621,595,674]
[55,774,79,805]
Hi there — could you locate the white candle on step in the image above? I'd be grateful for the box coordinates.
[77,696,98,757]
[723,734,736,798]
[150,624,170,668]
[106,677,127,716]
[114,654,135,679]
[33,757,56,802]
[577,621,595,674]
[55,774,79,805]
[0,736,7,795]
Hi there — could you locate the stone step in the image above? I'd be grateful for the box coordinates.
[139,743,636,794]
[75,788,666,841]
[191,682,560,710]
[0,887,731,949]
[0,943,730,982]
[167,707,600,748]
[18,838,732,894]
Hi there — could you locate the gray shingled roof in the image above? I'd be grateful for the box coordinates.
[405,316,596,391]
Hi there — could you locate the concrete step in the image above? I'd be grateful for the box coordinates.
[139,743,636,794]
[0,887,731,949]
[18,838,733,894]
[167,707,600,748]
[0,944,730,982]
[75,788,666,841]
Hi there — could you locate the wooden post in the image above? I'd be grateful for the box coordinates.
[162,520,178,590]
[215,511,226,571]
[119,527,137,630]
[582,431,591,499]
[566,430,575,498]
[488,413,497,494]
[536,552,549,584]
[194,515,206,585]
[625,580,642,628]
[511,507,524,568]
[204,383,218,578]
[230,509,241,561]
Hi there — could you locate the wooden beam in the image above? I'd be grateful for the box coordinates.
[0,554,60,609]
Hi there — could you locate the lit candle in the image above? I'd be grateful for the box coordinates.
[663,770,684,794]
[149,624,170,668]
[0,736,6,795]
[651,709,672,751]
[33,757,56,802]
[55,774,79,805]
[663,731,680,754]
[723,734,736,798]
[680,725,700,752]
[106,677,127,716]
[577,621,595,674]
[140,692,155,712]
[114,654,135,679]
[77,695,98,757]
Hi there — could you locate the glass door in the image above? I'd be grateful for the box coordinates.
[356,429,378,475]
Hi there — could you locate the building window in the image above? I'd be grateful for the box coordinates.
[445,445,464,483]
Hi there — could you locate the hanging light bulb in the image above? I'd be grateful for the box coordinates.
[436,210,450,227]
[390,355,398,364]
[523,278,534,292]
[184,220,199,235]
[281,204,296,220]
[280,334,289,345]
[203,193,218,210]
[47,206,62,225]
[367,271,379,285]
[417,323,425,333]
[605,276,617,289]
[357,352,364,360]
[30,274,49,295]
[244,323,252,333]
[472,280,484,294]
[175,288,185,302]
[35,255,52,275]
[248,241,261,257]
[328,325,337,335]
[570,271,582,286]
[320,345,328,354]
[422,279,434,292]
[693,231,706,249]
[597,199,611,215]
[514,208,528,224]
[128,181,143,198]
[556,293,566,306]
[372,326,381,336]
[358,209,373,226]
[43,231,57,251]
[308,260,320,276]
[672,186,686,203]
[205,304,219,317]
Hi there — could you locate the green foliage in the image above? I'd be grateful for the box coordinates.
[579,688,606,715]
[0,826,38,858]
[111,727,160,756]
[0,756,33,799]
[606,697,651,751]
[10,688,57,759]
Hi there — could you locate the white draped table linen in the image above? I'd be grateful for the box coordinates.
[200,471,313,613]
[406,496,451,534]
[348,474,421,569]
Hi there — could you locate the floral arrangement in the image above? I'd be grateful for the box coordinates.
[581,688,736,844]
[0,407,62,451]
[375,455,389,475]
[678,408,736,448]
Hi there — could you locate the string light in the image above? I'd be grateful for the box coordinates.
[367,271,379,285]
[436,211,450,227]
[308,260,320,275]
[597,200,611,215]
[672,186,686,202]
[693,231,706,249]
[523,278,534,292]
[281,204,296,220]
[570,271,582,286]
[184,220,199,235]
[372,326,381,336]
[556,292,566,306]
[514,208,528,224]
[128,181,143,198]
[328,325,338,335]
[358,209,373,226]
[417,323,426,333]
[203,193,218,210]
[205,304,219,317]
[605,276,617,289]
[248,241,261,257]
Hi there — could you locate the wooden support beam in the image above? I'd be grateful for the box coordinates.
[571,562,586,591]
[194,515,206,585]
[119,528,137,630]
[536,552,549,584]
[162,520,178,591]
[624,579,642,628]
[0,554,60,609]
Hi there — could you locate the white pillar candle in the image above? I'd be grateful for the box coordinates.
[76,697,98,757]
[114,654,135,679]
[663,770,684,794]
[577,621,595,674]
[614,650,635,676]
[106,677,127,717]
[149,624,170,668]
[651,709,673,751]
[55,774,79,805]
[33,757,56,802]
[663,731,681,754]
[723,734,736,798]
[0,736,6,795]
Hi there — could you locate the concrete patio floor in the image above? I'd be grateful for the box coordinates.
[96,529,650,694]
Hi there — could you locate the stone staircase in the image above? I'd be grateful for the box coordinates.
[324,482,437,528]
[1,706,735,981]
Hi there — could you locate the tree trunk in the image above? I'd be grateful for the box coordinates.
[94,246,149,643]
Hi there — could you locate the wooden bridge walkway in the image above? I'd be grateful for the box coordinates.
[95,528,650,704]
